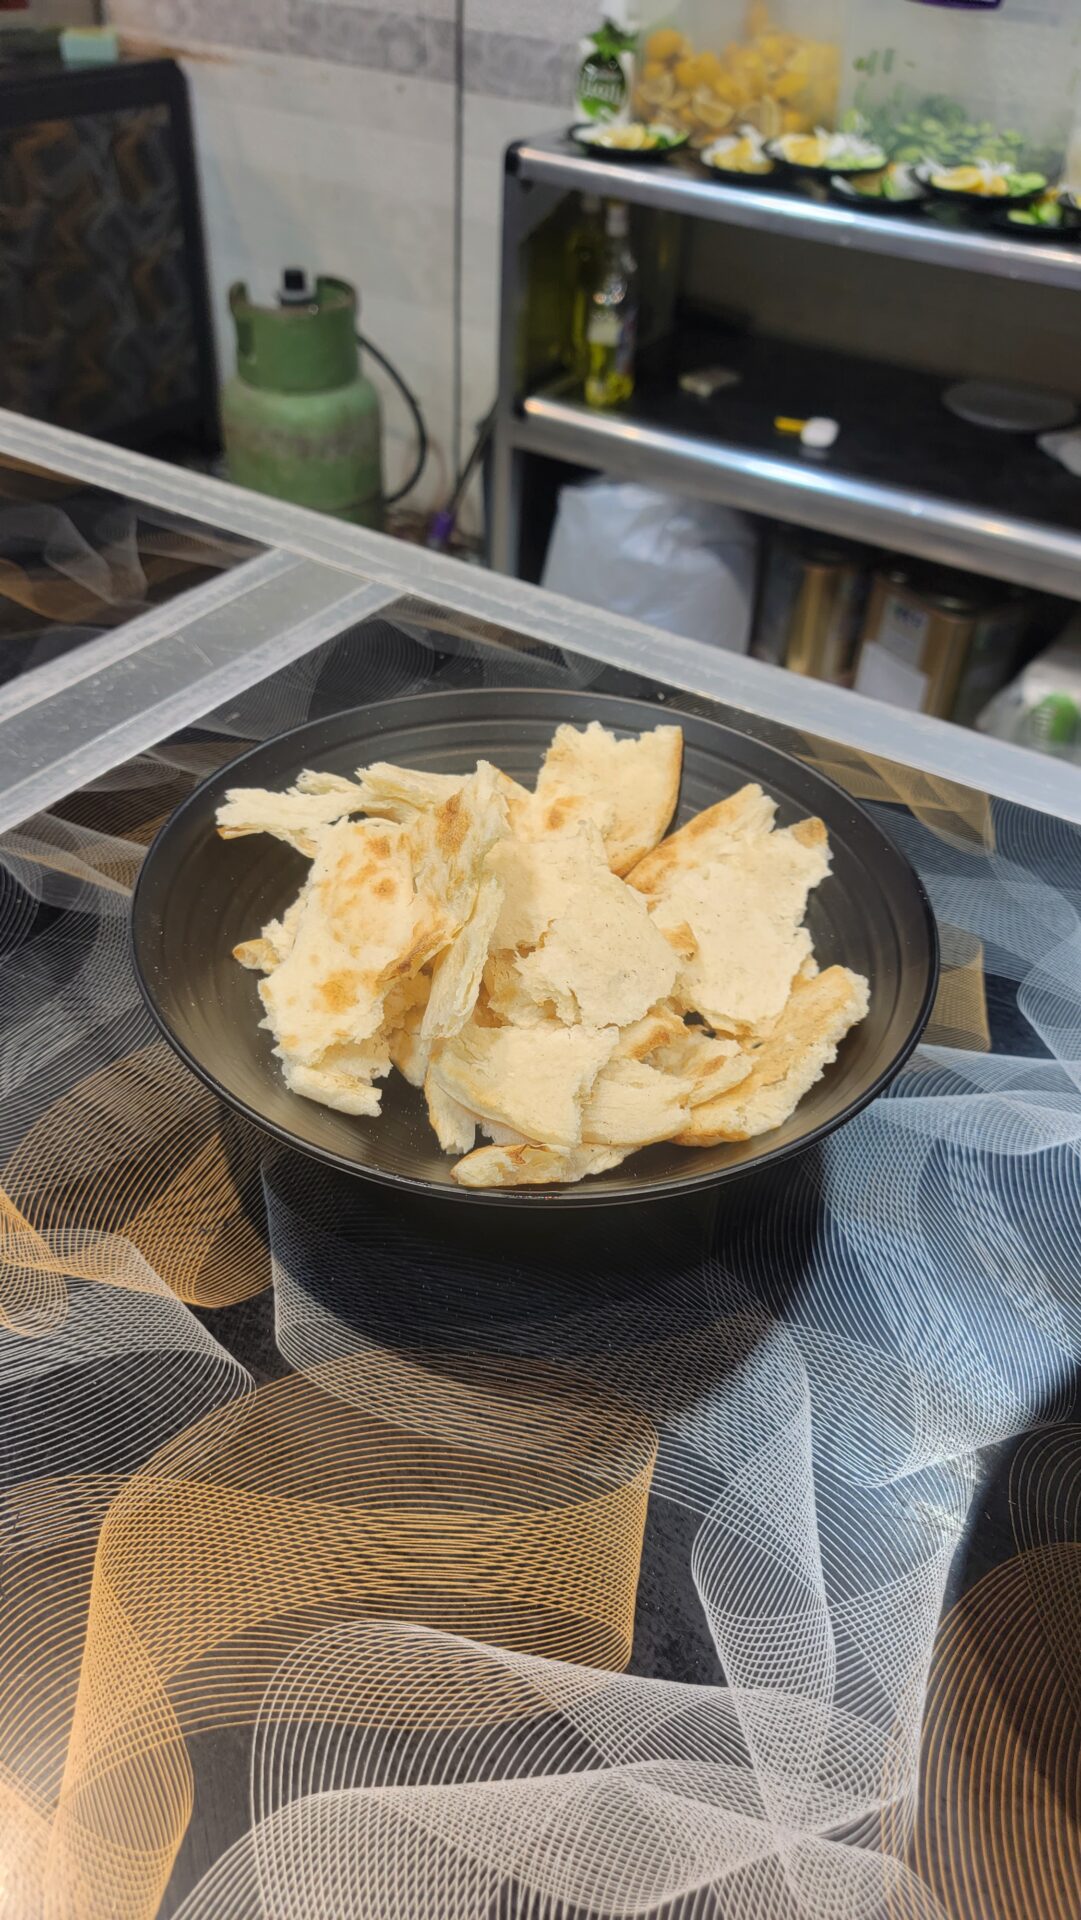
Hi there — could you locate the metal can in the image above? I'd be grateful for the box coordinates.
[752,532,868,685]
[856,566,1032,723]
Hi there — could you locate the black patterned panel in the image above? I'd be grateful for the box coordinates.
[0,61,217,450]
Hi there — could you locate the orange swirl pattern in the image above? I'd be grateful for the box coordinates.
[49,1355,655,1920]
[900,1430,1081,1919]
[1,1043,269,1310]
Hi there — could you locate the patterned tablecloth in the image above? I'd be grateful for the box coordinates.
[1,597,1078,1919]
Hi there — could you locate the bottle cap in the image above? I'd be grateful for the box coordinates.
[801,416,839,451]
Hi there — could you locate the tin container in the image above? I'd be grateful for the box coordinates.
[855,565,1032,724]
[753,531,868,684]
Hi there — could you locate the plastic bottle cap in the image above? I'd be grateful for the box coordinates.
[801,416,839,451]
[280,268,312,306]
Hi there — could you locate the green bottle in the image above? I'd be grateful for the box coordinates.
[567,193,604,379]
[584,202,638,409]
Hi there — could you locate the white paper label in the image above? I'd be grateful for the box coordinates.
[875,592,929,669]
[856,641,929,714]
[587,312,621,348]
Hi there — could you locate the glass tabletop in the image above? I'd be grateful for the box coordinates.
[0,447,258,690]
[0,595,1077,1918]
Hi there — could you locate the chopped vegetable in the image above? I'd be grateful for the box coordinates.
[1007,191,1068,229]
[845,81,1052,175]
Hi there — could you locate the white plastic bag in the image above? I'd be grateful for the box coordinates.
[977,617,1081,763]
[541,479,757,653]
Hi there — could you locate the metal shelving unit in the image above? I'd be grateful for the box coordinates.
[510,137,1081,292]
[491,135,1081,600]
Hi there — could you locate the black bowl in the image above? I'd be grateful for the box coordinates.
[828,173,928,217]
[569,125,688,164]
[697,155,781,190]
[766,139,888,182]
[915,162,1047,210]
[132,688,939,1207]
[988,204,1081,243]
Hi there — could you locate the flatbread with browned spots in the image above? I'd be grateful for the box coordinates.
[257,818,420,1065]
[626,783,775,896]
[452,1142,630,1188]
[216,779,366,856]
[530,721,683,875]
[649,817,832,1038]
[429,1020,620,1148]
[675,966,870,1146]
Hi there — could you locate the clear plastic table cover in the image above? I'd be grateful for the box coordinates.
[2,577,1079,1920]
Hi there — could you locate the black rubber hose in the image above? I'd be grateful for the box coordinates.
[357,331,428,506]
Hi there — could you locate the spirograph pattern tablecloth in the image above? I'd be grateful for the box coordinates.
[0,603,1078,1919]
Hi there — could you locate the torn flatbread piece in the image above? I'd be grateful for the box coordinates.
[613,1005,689,1063]
[514,871,677,1029]
[233,888,309,973]
[385,973,433,1088]
[430,1020,620,1148]
[353,761,532,831]
[233,938,280,974]
[353,763,465,821]
[282,1035,392,1117]
[294,769,365,797]
[676,966,869,1146]
[650,817,832,1038]
[582,1058,694,1147]
[531,722,683,875]
[425,1074,477,1156]
[649,1025,754,1107]
[486,824,609,952]
[258,818,418,1064]
[452,1143,630,1188]
[626,784,776,897]
[482,949,556,1029]
[408,760,509,939]
[216,782,366,856]
[421,874,503,1043]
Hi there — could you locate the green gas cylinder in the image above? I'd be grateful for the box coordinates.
[222,271,384,527]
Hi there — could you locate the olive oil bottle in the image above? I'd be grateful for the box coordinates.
[567,193,604,381]
[584,201,638,409]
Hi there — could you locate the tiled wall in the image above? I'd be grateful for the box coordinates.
[106,0,597,517]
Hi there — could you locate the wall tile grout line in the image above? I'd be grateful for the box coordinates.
[109,0,573,103]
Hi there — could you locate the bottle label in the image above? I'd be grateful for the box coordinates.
[577,53,627,119]
[575,27,636,122]
[587,309,636,374]
[587,312,621,348]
